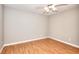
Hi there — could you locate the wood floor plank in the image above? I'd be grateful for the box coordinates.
[1,38,79,54]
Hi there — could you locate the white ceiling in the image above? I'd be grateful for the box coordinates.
[4,4,77,15]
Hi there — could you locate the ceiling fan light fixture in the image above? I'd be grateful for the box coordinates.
[52,6,57,11]
[44,7,49,12]
[48,5,53,8]
[43,4,57,14]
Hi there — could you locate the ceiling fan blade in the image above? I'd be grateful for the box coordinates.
[55,4,68,7]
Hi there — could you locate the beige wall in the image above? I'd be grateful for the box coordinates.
[4,6,48,44]
[49,5,79,45]
[0,5,3,49]
[3,5,79,46]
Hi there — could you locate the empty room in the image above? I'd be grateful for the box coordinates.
[0,4,79,54]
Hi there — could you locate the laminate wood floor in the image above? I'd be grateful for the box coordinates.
[1,38,79,54]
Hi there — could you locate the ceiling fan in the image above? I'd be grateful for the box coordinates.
[44,4,57,12]
[36,4,68,15]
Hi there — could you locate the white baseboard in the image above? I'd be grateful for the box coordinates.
[0,37,47,53]
[4,37,47,47]
[49,36,79,48]
[0,45,5,53]
[0,36,79,53]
